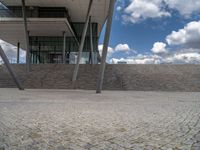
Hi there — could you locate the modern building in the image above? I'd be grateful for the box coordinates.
[0,0,116,93]
[117,61,127,64]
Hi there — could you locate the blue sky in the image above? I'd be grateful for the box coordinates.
[99,0,200,64]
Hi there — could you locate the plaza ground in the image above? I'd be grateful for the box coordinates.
[0,89,200,150]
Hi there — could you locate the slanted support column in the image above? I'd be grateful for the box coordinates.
[63,31,66,64]
[89,16,94,64]
[0,46,24,90]
[64,18,79,46]
[22,0,30,72]
[72,0,93,82]
[96,0,116,93]
[17,42,20,64]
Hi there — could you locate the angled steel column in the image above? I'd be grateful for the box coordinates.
[63,31,66,64]
[89,16,94,64]
[96,0,115,93]
[0,46,24,90]
[17,42,20,64]
[22,0,30,72]
[64,19,79,46]
[72,0,93,82]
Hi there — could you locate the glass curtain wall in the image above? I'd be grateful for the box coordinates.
[0,2,16,18]
[6,6,69,18]
[30,23,99,64]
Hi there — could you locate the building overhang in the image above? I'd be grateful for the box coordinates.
[0,18,75,49]
[1,0,110,35]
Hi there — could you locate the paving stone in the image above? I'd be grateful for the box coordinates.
[0,89,200,149]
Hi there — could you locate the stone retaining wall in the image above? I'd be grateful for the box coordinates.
[0,64,200,91]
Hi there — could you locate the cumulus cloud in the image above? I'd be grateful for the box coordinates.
[115,44,131,51]
[165,52,200,64]
[116,6,122,12]
[123,0,170,23]
[0,39,26,63]
[98,43,133,57]
[98,44,114,57]
[166,21,200,49]
[151,42,168,54]
[112,54,162,64]
[122,0,200,23]
[112,52,200,64]
[165,0,200,17]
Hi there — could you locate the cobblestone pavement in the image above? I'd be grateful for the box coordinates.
[0,89,200,150]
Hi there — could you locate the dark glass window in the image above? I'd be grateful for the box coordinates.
[72,23,98,37]
[0,2,16,17]
[39,7,67,18]
[6,6,69,18]
[30,22,99,64]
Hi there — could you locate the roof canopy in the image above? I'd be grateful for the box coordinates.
[1,0,110,34]
[0,18,74,49]
[0,0,110,49]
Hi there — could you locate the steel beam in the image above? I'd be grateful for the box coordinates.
[0,46,24,90]
[17,42,20,64]
[64,19,79,46]
[72,0,93,81]
[96,0,116,93]
[63,31,66,64]
[22,0,31,72]
[89,16,94,64]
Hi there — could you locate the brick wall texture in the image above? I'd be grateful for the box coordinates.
[0,64,200,91]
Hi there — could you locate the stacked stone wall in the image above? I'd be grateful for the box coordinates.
[0,64,200,91]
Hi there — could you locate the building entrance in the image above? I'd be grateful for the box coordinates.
[50,53,62,64]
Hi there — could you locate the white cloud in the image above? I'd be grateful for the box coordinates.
[112,54,162,64]
[115,43,131,51]
[116,6,122,12]
[98,44,114,57]
[165,52,200,64]
[164,0,200,17]
[121,0,200,23]
[112,52,200,64]
[98,43,133,57]
[0,39,26,63]
[151,42,168,54]
[166,21,200,49]
[123,0,170,23]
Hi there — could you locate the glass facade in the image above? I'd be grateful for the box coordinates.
[0,2,16,17]
[7,6,70,18]
[0,5,100,64]
[30,23,99,64]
